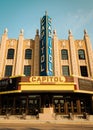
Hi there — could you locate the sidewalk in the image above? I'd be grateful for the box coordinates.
[0,115,93,125]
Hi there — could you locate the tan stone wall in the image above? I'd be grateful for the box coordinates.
[58,40,71,75]
[53,31,93,78]
[23,39,34,76]
[0,33,34,77]
[74,40,90,77]
[4,39,18,76]
[0,30,93,78]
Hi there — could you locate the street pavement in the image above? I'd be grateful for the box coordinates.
[0,115,93,130]
[0,124,93,130]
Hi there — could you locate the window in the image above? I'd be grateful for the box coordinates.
[78,49,85,60]
[7,49,15,59]
[25,49,32,59]
[61,49,68,60]
[80,66,88,77]
[5,65,13,77]
[24,65,31,76]
[62,66,70,76]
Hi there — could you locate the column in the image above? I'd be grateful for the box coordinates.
[71,101,74,113]
[77,99,81,114]
[26,96,28,114]
[13,96,16,115]
[64,100,68,114]
[0,95,1,114]
[91,96,93,114]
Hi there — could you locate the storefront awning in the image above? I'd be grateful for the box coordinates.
[0,90,22,95]
[74,90,93,94]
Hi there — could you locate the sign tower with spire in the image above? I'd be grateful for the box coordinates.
[40,11,53,76]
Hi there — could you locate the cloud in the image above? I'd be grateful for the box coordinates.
[65,9,93,34]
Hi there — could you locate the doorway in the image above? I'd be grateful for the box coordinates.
[44,95,50,108]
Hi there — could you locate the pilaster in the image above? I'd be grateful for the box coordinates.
[84,29,93,77]
[15,29,24,75]
[0,28,8,77]
[68,30,79,76]
[33,29,40,76]
[52,30,60,76]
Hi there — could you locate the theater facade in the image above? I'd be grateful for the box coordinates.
[0,12,93,117]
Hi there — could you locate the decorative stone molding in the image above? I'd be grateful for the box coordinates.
[62,42,66,47]
[53,30,57,36]
[20,29,24,35]
[24,60,32,65]
[61,60,69,65]
[4,28,8,34]
[78,41,82,48]
[78,60,86,65]
[10,40,14,46]
[27,42,30,47]
[36,29,39,35]
[6,59,14,65]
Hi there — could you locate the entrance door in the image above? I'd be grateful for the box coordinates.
[28,96,41,115]
[15,96,27,115]
[53,97,76,114]
[53,97,65,114]
[44,95,50,108]
[80,99,90,113]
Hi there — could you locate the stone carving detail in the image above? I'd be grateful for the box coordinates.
[36,29,39,35]
[10,40,14,46]
[68,29,72,35]
[84,29,88,35]
[27,42,30,47]
[62,42,66,47]
[62,60,69,65]
[78,41,82,48]
[53,30,56,35]
[79,60,86,65]
[6,59,14,64]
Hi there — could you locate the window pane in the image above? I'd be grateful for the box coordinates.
[61,49,68,60]
[24,65,31,76]
[80,66,88,77]
[7,49,14,59]
[25,49,32,59]
[62,66,70,76]
[5,65,13,77]
[78,50,85,60]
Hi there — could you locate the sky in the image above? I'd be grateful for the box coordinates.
[0,0,93,47]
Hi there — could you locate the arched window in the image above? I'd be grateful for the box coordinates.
[78,49,85,60]
[7,49,15,59]
[25,49,32,59]
[61,49,68,60]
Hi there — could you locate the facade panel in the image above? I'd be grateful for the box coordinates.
[0,12,93,117]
